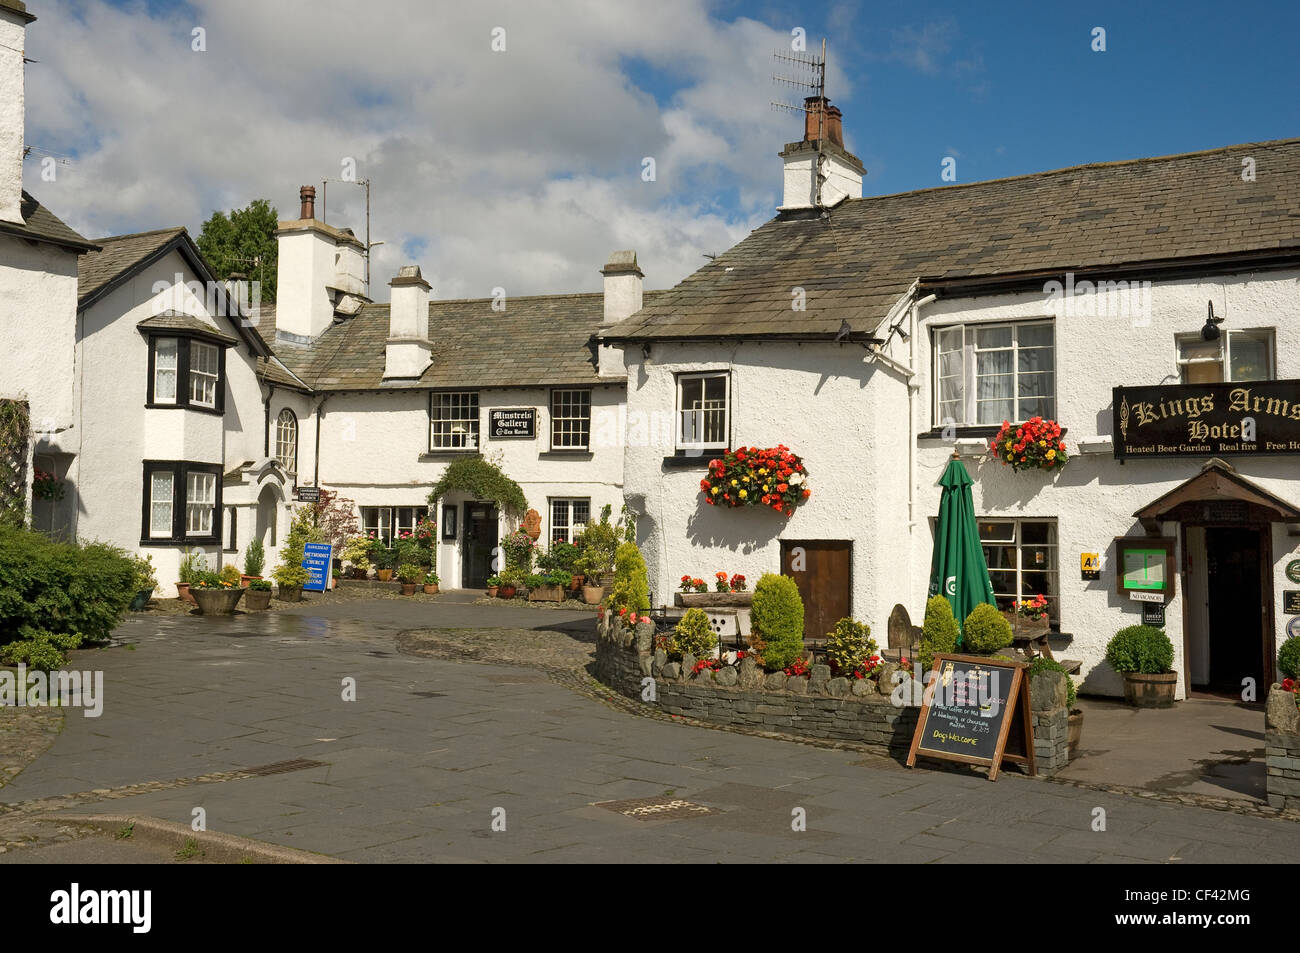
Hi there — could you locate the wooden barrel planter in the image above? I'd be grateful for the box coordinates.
[1122,672,1178,708]
[193,587,246,616]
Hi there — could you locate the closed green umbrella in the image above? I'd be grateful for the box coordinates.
[927,456,997,644]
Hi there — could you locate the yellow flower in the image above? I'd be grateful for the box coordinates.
[1046,449,1056,460]
[738,489,748,499]
[731,479,738,487]
[762,485,770,492]
[1005,441,1013,450]
[1038,440,1046,447]
[711,486,720,495]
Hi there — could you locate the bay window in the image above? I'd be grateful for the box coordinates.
[141,461,223,544]
[147,334,227,412]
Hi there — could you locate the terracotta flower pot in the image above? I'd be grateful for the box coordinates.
[1122,671,1178,708]
[423,584,439,594]
[192,587,245,616]
[583,585,605,605]
[1067,708,1083,757]
[401,582,417,595]
[240,574,262,587]
[376,569,393,582]
[245,589,272,610]
[570,574,584,592]
[486,586,499,598]
[499,585,517,599]
[176,581,196,605]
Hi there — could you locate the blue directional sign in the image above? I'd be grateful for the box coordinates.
[302,542,333,593]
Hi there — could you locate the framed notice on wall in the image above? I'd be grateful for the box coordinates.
[1113,537,1176,600]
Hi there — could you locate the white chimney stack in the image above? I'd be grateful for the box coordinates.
[384,265,432,380]
[778,97,864,211]
[598,250,643,377]
[275,185,369,341]
[0,0,35,226]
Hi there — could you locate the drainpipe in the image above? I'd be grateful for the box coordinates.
[907,293,938,529]
[262,387,272,457]
[313,395,328,488]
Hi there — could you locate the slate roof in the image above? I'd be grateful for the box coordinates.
[136,310,238,344]
[77,227,187,307]
[275,292,663,391]
[603,138,1300,342]
[0,192,98,253]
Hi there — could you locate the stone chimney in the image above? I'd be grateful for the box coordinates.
[598,250,643,377]
[384,265,432,380]
[778,96,864,211]
[0,1,36,226]
[275,185,369,341]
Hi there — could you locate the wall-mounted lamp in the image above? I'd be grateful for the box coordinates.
[1201,300,1224,341]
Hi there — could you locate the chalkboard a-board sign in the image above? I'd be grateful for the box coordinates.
[906,654,1035,781]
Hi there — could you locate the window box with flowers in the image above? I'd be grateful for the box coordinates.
[1002,593,1051,638]
[32,468,65,502]
[989,417,1068,472]
[673,571,753,608]
[699,445,810,515]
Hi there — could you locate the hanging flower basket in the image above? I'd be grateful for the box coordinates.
[989,418,1068,472]
[699,445,810,516]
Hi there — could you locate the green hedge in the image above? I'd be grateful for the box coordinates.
[0,525,135,669]
[750,573,804,671]
[962,603,1012,654]
[1278,636,1300,680]
[606,542,650,613]
[920,595,959,670]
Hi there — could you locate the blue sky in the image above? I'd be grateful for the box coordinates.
[28,0,1300,295]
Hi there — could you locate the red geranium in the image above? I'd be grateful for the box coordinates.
[700,445,809,516]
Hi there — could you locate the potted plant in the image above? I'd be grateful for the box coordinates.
[575,519,618,598]
[397,563,421,596]
[129,554,158,611]
[423,571,440,595]
[272,559,310,602]
[1106,624,1177,708]
[1003,592,1050,637]
[368,538,394,581]
[486,574,502,598]
[191,571,246,615]
[989,417,1068,472]
[176,547,205,604]
[241,538,265,586]
[245,578,273,610]
[341,535,371,579]
[331,567,341,590]
[498,568,524,599]
[527,573,566,602]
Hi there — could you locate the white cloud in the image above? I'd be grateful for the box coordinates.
[22,0,807,297]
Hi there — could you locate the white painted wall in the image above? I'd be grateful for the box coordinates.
[275,228,337,340]
[0,8,26,225]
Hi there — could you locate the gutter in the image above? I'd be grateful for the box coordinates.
[313,395,329,488]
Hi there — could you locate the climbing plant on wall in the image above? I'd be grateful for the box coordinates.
[0,400,30,528]
[428,455,527,518]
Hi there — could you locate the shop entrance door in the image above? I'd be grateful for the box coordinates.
[461,503,499,589]
[1202,526,1268,693]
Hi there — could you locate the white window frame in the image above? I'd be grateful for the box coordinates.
[186,471,216,536]
[153,337,179,405]
[550,389,592,450]
[149,470,175,538]
[430,391,480,451]
[1175,328,1275,384]
[188,341,220,408]
[933,320,1055,427]
[276,409,298,474]
[676,371,730,451]
[977,517,1059,624]
[549,498,591,545]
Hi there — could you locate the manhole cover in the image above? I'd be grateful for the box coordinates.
[594,796,716,821]
[242,759,328,776]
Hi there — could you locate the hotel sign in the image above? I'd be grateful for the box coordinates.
[489,408,535,438]
[1113,380,1300,459]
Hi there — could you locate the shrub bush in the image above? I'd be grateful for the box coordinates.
[606,542,650,614]
[0,525,136,669]
[750,573,804,671]
[1105,625,1174,675]
[501,530,536,573]
[340,535,371,575]
[243,538,265,577]
[574,519,619,578]
[1278,636,1300,680]
[1028,656,1077,708]
[131,554,157,593]
[919,595,959,670]
[824,617,877,676]
[397,563,422,583]
[218,564,242,587]
[177,547,207,584]
[249,579,273,591]
[962,603,1013,654]
[672,608,717,659]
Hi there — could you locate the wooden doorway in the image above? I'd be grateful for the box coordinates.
[779,540,852,642]
[461,502,499,589]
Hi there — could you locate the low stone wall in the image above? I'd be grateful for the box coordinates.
[596,616,1069,773]
[1265,684,1300,811]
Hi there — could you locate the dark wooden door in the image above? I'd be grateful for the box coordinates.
[780,540,852,642]
[461,503,499,588]
[1206,527,1264,693]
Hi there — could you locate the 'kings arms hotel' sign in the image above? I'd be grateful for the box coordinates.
[1113,380,1300,459]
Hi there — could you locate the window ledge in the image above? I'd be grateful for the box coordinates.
[539,450,593,460]
[420,451,482,461]
[146,402,225,417]
[662,453,717,469]
[917,425,1001,441]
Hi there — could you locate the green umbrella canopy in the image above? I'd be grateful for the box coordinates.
[927,457,997,643]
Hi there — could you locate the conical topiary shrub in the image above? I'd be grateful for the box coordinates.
[750,573,804,671]
[920,595,959,670]
[962,602,1013,654]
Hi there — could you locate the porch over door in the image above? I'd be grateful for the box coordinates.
[780,540,852,643]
